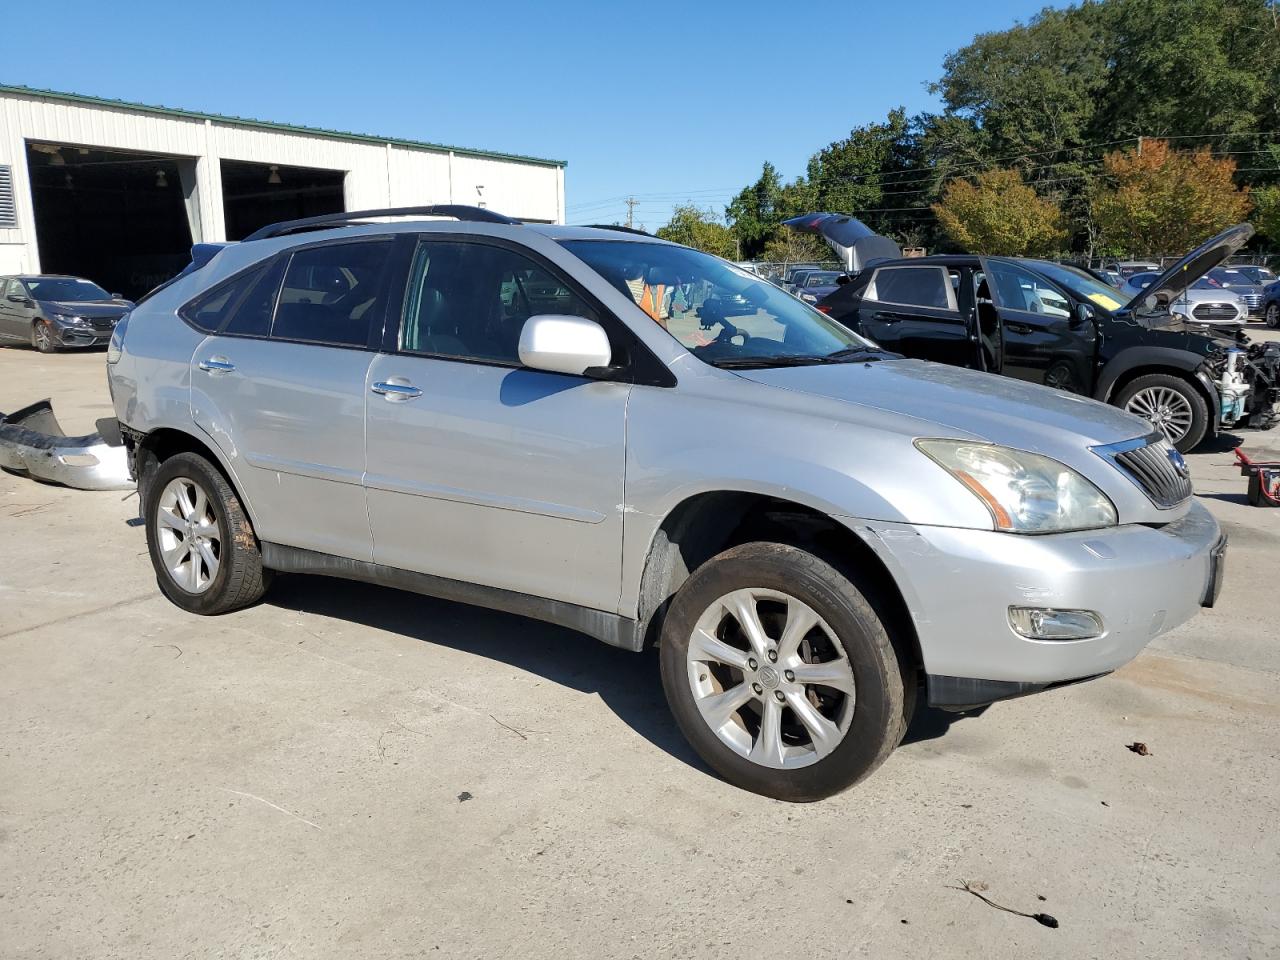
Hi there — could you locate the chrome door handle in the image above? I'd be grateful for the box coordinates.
[371,380,422,401]
[198,356,235,373]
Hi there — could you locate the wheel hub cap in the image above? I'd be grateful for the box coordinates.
[686,588,856,770]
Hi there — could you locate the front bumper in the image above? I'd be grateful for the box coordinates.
[847,500,1223,692]
[49,317,115,348]
[0,401,133,490]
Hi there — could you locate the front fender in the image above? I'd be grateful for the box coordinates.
[1094,346,1219,435]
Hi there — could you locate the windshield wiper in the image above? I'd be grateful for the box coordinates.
[819,346,888,362]
[715,348,889,370]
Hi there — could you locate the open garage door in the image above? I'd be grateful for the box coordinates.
[221,160,345,241]
[27,142,196,300]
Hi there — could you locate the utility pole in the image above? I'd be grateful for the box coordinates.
[625,196,638,229]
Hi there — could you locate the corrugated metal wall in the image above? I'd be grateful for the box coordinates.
[0,90,564,275]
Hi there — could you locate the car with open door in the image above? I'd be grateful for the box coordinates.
[801,218,1280,452]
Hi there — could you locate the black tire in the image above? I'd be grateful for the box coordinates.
[1266,302,1279,329]
[660,542,908,802]
[1114,373,1209,453]
[144,452,269,615]
[32,320,58,353]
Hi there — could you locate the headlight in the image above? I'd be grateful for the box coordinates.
[800,293,817,303]
[52,313,88,326]
[915,439,1117,533]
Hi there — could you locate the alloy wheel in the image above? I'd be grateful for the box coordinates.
[685,588,855,770]
[34,322,52,352]
[1125,386,1194,446]
[155,477,222,593]
[1267,303,1279,329]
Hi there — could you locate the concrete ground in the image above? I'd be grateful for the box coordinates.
[2,338,1278,960]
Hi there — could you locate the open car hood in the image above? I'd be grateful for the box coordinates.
[782,213,902,273]
[1120,223,1254,315]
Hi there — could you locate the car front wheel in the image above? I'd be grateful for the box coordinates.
[1266,302,1279,329]
[144,451,270,615]
[660,542,909,801]
[32,320,57,353]
[1116,373,1208,452]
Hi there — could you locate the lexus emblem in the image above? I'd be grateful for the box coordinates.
[1167,448,1191,479]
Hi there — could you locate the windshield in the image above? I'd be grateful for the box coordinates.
[1026,261,1126,312]
[24,277,111,301]
[561,240,876,368]
[805,272,841,286]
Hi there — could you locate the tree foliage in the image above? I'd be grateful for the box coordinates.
[1255,185,1280,244]
[932,168,1068,255]
[1091,139,1253,254]
[704,0,1280,260]
[654,204,737,258]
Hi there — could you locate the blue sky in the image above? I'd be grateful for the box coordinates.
[7,0,1058,228]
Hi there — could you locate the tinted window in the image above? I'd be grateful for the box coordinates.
[224,258,286,337]
[181,261,275,333]
[24,277,110,301]
[868,266,952,309]
[402,241,597,364]
[272,240,391,347]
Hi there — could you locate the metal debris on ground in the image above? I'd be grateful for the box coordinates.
[948,880,1060,929]
[0,400,132,490]
[457,791,473,802]
[1126,742,1151,756]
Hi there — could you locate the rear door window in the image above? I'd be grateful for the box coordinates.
[865,266,956,310]
[271,240,393,347]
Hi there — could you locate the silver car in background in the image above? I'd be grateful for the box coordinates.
[107,206,1225,801]
[1122,271,1248,325]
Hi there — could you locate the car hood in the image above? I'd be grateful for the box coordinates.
[735,358,1152,449]
[1121,223,1254,314]
[40,300,131,318]
[800,284,840,299]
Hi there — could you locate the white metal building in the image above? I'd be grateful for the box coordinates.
[0,85,566,297]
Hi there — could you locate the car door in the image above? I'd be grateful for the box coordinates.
[982,258,1095,394]
[189,237,394,562]
[363,236,630,613]
[857,263,975,365]
[0,280,20,339]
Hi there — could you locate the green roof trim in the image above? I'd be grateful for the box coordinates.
[0,84,566,168]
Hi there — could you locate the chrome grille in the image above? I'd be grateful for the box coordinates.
[1101,435,1193,508]
[1193,302,1238,322]
[1241,292,1263,312]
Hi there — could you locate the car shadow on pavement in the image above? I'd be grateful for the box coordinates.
[266,574,715,777]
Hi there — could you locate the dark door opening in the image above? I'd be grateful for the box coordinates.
[27,142,195,300]
[221,160,345,240]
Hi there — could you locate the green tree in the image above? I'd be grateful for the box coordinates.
[655,204,737,258]
[932,168,1068,255]
[725,162,784,259]
[1254,184,1280,244]
[760,229,830,264]
[1092,139,1252,255]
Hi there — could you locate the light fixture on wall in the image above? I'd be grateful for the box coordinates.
[155,169,168,189]
[267,165,282,185]
[49,149,66,167]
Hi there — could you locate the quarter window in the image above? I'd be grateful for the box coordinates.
[866,266,954,310]
[181,260,277,334]
[271,240,392,347]
[401,241,598,364]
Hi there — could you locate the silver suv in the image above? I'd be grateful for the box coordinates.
[107,206,1225,801]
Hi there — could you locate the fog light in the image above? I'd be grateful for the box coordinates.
[1009,607,1104,641]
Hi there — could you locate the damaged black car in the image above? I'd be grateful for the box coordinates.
[790,217,1280,452]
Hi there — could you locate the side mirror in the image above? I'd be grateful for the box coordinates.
[518,314,612,377]
[1074,302,1095,326]
[110,292,124,300]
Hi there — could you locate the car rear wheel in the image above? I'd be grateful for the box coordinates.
[1116,374,1208,452]
[1266,303,1279,329]
[32,320,57,353]
[144,452,269,615]
[660,542,908,801]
